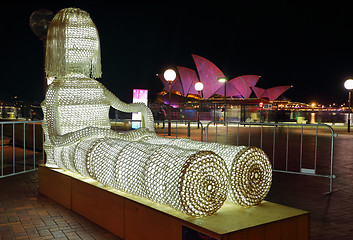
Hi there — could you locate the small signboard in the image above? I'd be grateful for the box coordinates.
[132,89,148,129]
[263,104,272,109]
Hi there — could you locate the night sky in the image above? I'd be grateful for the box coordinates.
[2,1,353,105]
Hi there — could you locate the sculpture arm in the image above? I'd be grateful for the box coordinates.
[57,127,114,146]
[102,84,155,133]
[42,82,124,147]
[43,106,151,146]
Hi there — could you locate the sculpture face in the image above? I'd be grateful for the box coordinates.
[65,22,98,65]
[45,8,102,78]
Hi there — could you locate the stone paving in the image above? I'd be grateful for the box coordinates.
[0,172,122,240]
[0,127,352,239]
[266,129,353,240]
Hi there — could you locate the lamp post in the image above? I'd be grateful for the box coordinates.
[164,69,176,136]
[194,81,204,129]
[344,79,353,132]
[217,77,227,123]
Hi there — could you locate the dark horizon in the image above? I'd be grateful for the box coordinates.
[2,1,353,106]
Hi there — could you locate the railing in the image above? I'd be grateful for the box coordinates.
[112,119,336,193]
[154,120,204,141]
[205,121,336,193]
[0,120,44,178]
[110,119,204,141]
[0,119,336,194]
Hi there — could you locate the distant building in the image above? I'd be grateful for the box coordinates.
[157,54,291,105]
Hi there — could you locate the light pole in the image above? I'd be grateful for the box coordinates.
[217,77,227,123]
[164,69,176,136]
[194,81,204,128]
[344,79,353,132]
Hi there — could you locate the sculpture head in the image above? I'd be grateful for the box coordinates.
[45,8,102,79]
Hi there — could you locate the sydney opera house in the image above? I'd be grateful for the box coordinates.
[157,54,291,105]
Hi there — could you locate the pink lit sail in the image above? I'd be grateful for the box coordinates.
[228,76,251,99]
[171,76,184,96]
[228,75,260,99]
[177,66,199,96]
[192,54,225,99]
[242,75,261,87]
[264,86,291,101]
[251,86,291,101]
[251,86,266,99]
[214,83,242,98]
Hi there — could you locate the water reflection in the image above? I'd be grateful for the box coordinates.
[310,112,316,124]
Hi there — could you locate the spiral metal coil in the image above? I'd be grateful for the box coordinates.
[179,151,228,216]
[229,147,272,206]
[70,138,229,217]
[143,137,272,207]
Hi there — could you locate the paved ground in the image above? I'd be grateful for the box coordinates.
[0,171,122,240]
[266,127,353,240]
[0,125,352,239]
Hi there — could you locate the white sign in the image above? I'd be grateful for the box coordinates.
[132,89,148,129]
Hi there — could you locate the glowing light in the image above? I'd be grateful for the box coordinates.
[344,79,353,90]
[217,77,227,83]
[164,69,176,82]
[194,81,204,91]
[42,7,272,218]
[47,76,55,85]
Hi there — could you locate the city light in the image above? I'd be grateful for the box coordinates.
[194,81,204,91]
[47,76,55,85]
[344,79,353,90]
[163,69,176,82]
[217,77,227,83]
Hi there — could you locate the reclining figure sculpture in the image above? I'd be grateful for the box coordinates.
[42,7,272,217]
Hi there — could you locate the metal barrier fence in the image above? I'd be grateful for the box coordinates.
[205,121,336,193]
[153,120,204,141]
[0,119,336,194]
[118,119,335,193]
[0,120,44,178]
[103,119,337,193]
[110,119,204,141]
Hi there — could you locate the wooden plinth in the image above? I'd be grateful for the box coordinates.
[39,165,309,240]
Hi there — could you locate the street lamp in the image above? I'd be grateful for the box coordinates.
[194,81,204,128]
[344,79,353,132]
[217,77,227,123]
[164,69,176,136]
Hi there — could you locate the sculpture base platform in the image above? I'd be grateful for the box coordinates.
[38,165,309,240]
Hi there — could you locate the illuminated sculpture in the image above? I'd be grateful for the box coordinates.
[41,8,229,217]
[144,137,272,207]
